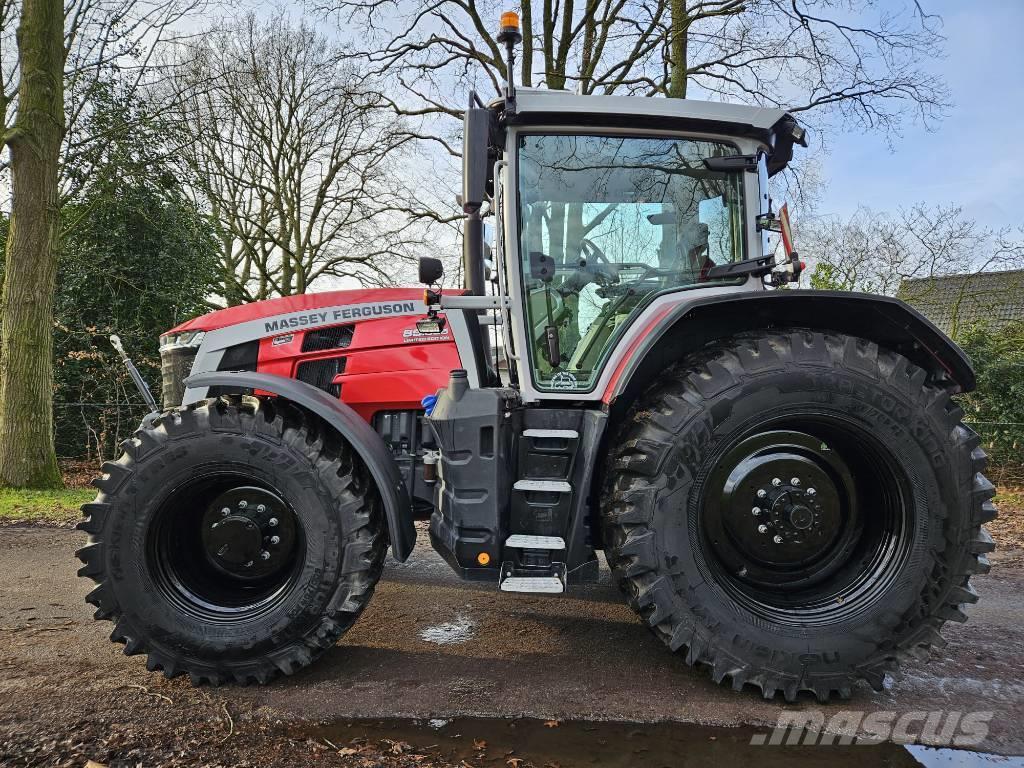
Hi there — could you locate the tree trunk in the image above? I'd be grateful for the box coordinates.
[668,0,688,98]
[0,0,65,488]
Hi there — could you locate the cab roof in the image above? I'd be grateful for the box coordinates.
[502,88,806,174]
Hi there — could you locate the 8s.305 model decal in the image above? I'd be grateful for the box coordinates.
[403,327,451,343]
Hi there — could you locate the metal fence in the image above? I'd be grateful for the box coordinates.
[53,401,1023,486]
[55,402,154,462]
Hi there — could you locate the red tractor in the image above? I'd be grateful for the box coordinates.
[77,15,994,702]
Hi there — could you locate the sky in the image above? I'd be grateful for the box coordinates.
[818,0,1024,233]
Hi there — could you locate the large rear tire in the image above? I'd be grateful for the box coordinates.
[602,329,996,702]
[76,395,387,685]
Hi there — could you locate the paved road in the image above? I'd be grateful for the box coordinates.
[2,526,1023,756]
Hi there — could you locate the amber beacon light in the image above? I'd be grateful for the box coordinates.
[500,11,519,33]
[498,11,522,44]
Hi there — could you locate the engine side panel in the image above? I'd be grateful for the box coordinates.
[255,314,462,422]
[181,293,464,424]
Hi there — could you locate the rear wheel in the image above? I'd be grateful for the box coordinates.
[76,396,387,685]
[602,329,996,701]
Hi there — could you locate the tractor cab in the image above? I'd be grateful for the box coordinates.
[438,86,808,402]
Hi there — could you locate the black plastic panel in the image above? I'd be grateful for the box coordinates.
[296,356,346,397]
[218,340,259,371]
[426,377,520,578]
[301,325,354,352]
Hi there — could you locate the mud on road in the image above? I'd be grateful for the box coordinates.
[1,526,1023,766]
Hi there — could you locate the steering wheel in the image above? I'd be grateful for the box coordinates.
[579,238,618,281]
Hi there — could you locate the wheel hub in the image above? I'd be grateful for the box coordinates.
[703,430,861,591]
[207,515,262,566]
[200,486,296,580]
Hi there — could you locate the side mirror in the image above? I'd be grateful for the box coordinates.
[418,256,444,285]
[462,107,492,213]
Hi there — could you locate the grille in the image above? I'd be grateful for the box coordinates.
[160,346,198,409]
[296,357,346,397]
[302,325,354,352]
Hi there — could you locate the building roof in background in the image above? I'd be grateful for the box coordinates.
[897,269,1024,336]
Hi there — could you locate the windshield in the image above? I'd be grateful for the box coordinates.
[517,133,746,392]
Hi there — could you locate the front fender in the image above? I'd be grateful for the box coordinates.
[184,371,416,561]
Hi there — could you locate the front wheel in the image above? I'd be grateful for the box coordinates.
[76,396,387,685]
[602,329,996,702]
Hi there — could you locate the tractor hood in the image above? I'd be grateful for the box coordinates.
[167,288,428,334]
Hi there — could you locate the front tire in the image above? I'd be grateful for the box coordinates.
[76,396,387,685]
[602,329,996,702]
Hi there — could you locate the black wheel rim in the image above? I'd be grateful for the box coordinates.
[698,417,913,627]
[147,469,305,623]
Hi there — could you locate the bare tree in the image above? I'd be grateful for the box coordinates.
[0,0,64,488]
[804,205,1014,293]
[1,0,205,203]
[311,0,948,265]
[162,13,435,303]
[804,204,1024,334]
[0,0,201,487]
[321,0,947,133]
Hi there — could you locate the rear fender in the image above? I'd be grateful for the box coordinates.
[604,291,976,409]
[185,371,416,561]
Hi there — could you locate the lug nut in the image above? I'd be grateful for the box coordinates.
[220,507,230,516]
[791,477,801,486]
[270,535,280,545]
[807,488,817,496]
[260,550,270,560]
[773,535,783,544]
[256,504,266,513]
[757,489,767,499]
[772,478,782,487]
[758,524,768,534]
[268,517,278,527]
[751,506,761,516]
[238,500,248,509]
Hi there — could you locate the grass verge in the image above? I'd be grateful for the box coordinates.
[0,487,93,527]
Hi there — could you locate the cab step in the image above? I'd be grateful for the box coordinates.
[505,534,566,549]
[522,428,579,439]
[512,479,572,493]
[499,561,566,594]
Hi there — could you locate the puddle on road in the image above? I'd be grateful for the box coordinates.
[306,717,1024,768]
[419,614,476,645]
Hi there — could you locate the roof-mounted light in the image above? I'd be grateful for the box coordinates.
[496,10,522,110]
[498,11,521,42]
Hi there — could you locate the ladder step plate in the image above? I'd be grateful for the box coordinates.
[506,534,566,549]
[500,576,565,593]
[513,479,572,493]
[523,429,579,439]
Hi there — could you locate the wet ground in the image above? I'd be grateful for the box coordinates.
[1,526,1023,766]
[306,717,1024,768]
